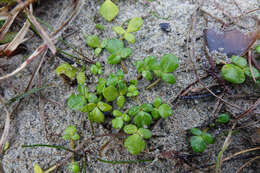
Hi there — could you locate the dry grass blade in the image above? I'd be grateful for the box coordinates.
[235,156,260,173]
[0,95,10,155]
[4,20,30,56]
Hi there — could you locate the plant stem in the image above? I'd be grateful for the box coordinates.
[146,78,161,90]
[70,140,75,161]
[121,61,128,74]
[97,158,153,164]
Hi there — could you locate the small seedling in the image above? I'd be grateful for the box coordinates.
[189,128,214,153]
[221,56,260,84]
[136,54,179,87]
[105,39,132,64]
[96,24,105,31]
[68,161,80,173]
[90,62,103,75]
[126,80,139,97]
[85,35,107,56]
[112,110,130,129]
[99,0,119,21]
[62,125,80,141]
[113,17,143,44]
[216,113,230,124]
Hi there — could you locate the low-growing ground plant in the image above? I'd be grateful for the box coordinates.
[90,62,103,75]
[99,0,119,22]
[85,35,107,56]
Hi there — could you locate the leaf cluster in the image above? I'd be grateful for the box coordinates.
[136,54,179,84]
[62,125,80,141]
[86,35,107,57]
[221,55,260,84]
[90,62,103,75]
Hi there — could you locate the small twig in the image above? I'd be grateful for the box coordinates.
[146,78,161,90]
[235,156,260,173]
[235,97,260,120]
[0,96,10,155]
[247,50,256,83]
[97,158,154,164]
[120,61,128,74]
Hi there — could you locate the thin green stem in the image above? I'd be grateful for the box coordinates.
[146,78,161,90]
[97,158,153,164]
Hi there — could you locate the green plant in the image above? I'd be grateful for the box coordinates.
[112,110,130,129]
[85,35,107,56]
[189,128,214,153]
[96,24,105,31]
[136,54,179,87]
[221,56,260,84]
[100,0,119,21]
[62,125,80,141]
[90,62,103,75]
[216,113,230,124]
[126,80,139,97]
[105,39,132,64]
[68,162,80,173]
[256,44,260,54]
[113,17,143,44]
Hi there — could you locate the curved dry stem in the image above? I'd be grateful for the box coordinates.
[0,96,10,155]
[235,156,260,173]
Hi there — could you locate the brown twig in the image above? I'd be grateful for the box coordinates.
[235,156,260,173]
[0,96,10,155]
[247,50,256,83]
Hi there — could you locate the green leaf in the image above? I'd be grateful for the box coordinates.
[112,110,122,117]
[107,73,118,86]
[133,111,152,128]
[112,117,124,129]
[101,39,108,48]
[123,124,138,134]
[244,67,260,78]
[231,56,247,68]
[158,104,172,118]
[56,63,77,80]
[160,54,179,73]
[86,103,96,112]
[97,101,112,112]
[136,61,144,73]
[190,136,206,153]
[86,35,100,48]
[96,78,106,94]
[34,163,44,173]
[63,125,79,140]
[190,128,202,136]
[140,103,153,112]
[151,108,160,120]
[119,48,132,58]
[137,128,152,139]
[105,39,123,54]
[76,72,85,85]
[128,106,140,117]
[99,0,119,21]
[103,86,118,101]
[68,161,80,173]
[201,132,214,144]
[118,80,127,95]
[127,85,139,97]
[113,26,126,35]
[117,95,125,108]
[124,134,146,155]
[96,24,105,30]
[77,84,88,97]
[216,113,230,124]
[124,32,135,44]
[89,107,105,123]
[153,97,162,108]
[161,73,176,84]
[94,48,102,56]
[71,134,80,141]
[144,56,159,70]
[108,54,121,64]
[67,94,86,111]
[87,93,98,103]
[142,70,153,80]
[127,17,143,33]
[122,113,130,122]
[90,64,98,75]
[256,44,260,54]
[221,64,245,84]
[0,32,17,44]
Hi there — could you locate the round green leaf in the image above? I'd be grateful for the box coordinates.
[112,110,122,117]
[97,101,112,112]
[256,44,260,54]
[76,72,85,85]
[89,107,105,123]
[77,84,88,97]
[161,73,176,84]
[222,64,245,84]
[118,80,127,95]
[94,48,102,56]
[190,128,202,136]
[190,136,206,153]
[160,54,179,73]
[231,56,247,68]
[142,70,153,80]
[133,111,152,128]
[124,134,146,155]
[68,161,80,173]
[113,26,126,35]
[128,106,140,117]
[67,94,86,111]
[124,32,135,44]
[244,67,260,78]
[151,108,160,120]
[86,103,96,112]
[153,97,162,108]
[86,35,100,48]
[140,103,153,112]
[56,63,77,80]
[158,104,173,118]
[144,56,159,70]
[119,47,132,58]
[112,117,124,129]
[216,113,230,124]
[102,86,118,101]
[105,39,123,54]
[117,95,125,108]
[107,54,121,64]
[99,0,119,22]
[201,132,214,144]
[122,113,130,122]
[87,93,98,103]
[138,128,152,139]
[127,17,143,33]
[123,124,138,134]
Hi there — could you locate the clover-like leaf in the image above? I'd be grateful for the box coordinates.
[128,106,140,117]
[160,54,179,73]
[144,56,159,70]
[105,39,124,54]
[56,63,77,80]
[133,111,152,128]
[112,117,124,129]
[190,136,206,153]
[137,128,152,139]
[142,70,153,80]
[161,73,176,84]
[244,66,260,78]
[124,124,138,134]
[86,35,100,48]
[87,93,98,103]
[122,113,130,122]
[190,128,202,136]
[231,56,247,68]
[99,0,119,21]
[124,134,146,155]
[103,86,118,101]
[216,113,230,124]
[108,54,121,64]
[89,107,105,123]
[158,104,172,118]
[113,26,126,35]
[201,132,214,144]
[124,32,135,44]
[62,125,79,141]
[118,80,127,95]
[117,95,125,108]
[127,85,139,97]
[67,94,87,111]
[97,101,112,112]
[221,64,245,84]
[127,17,143,33]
